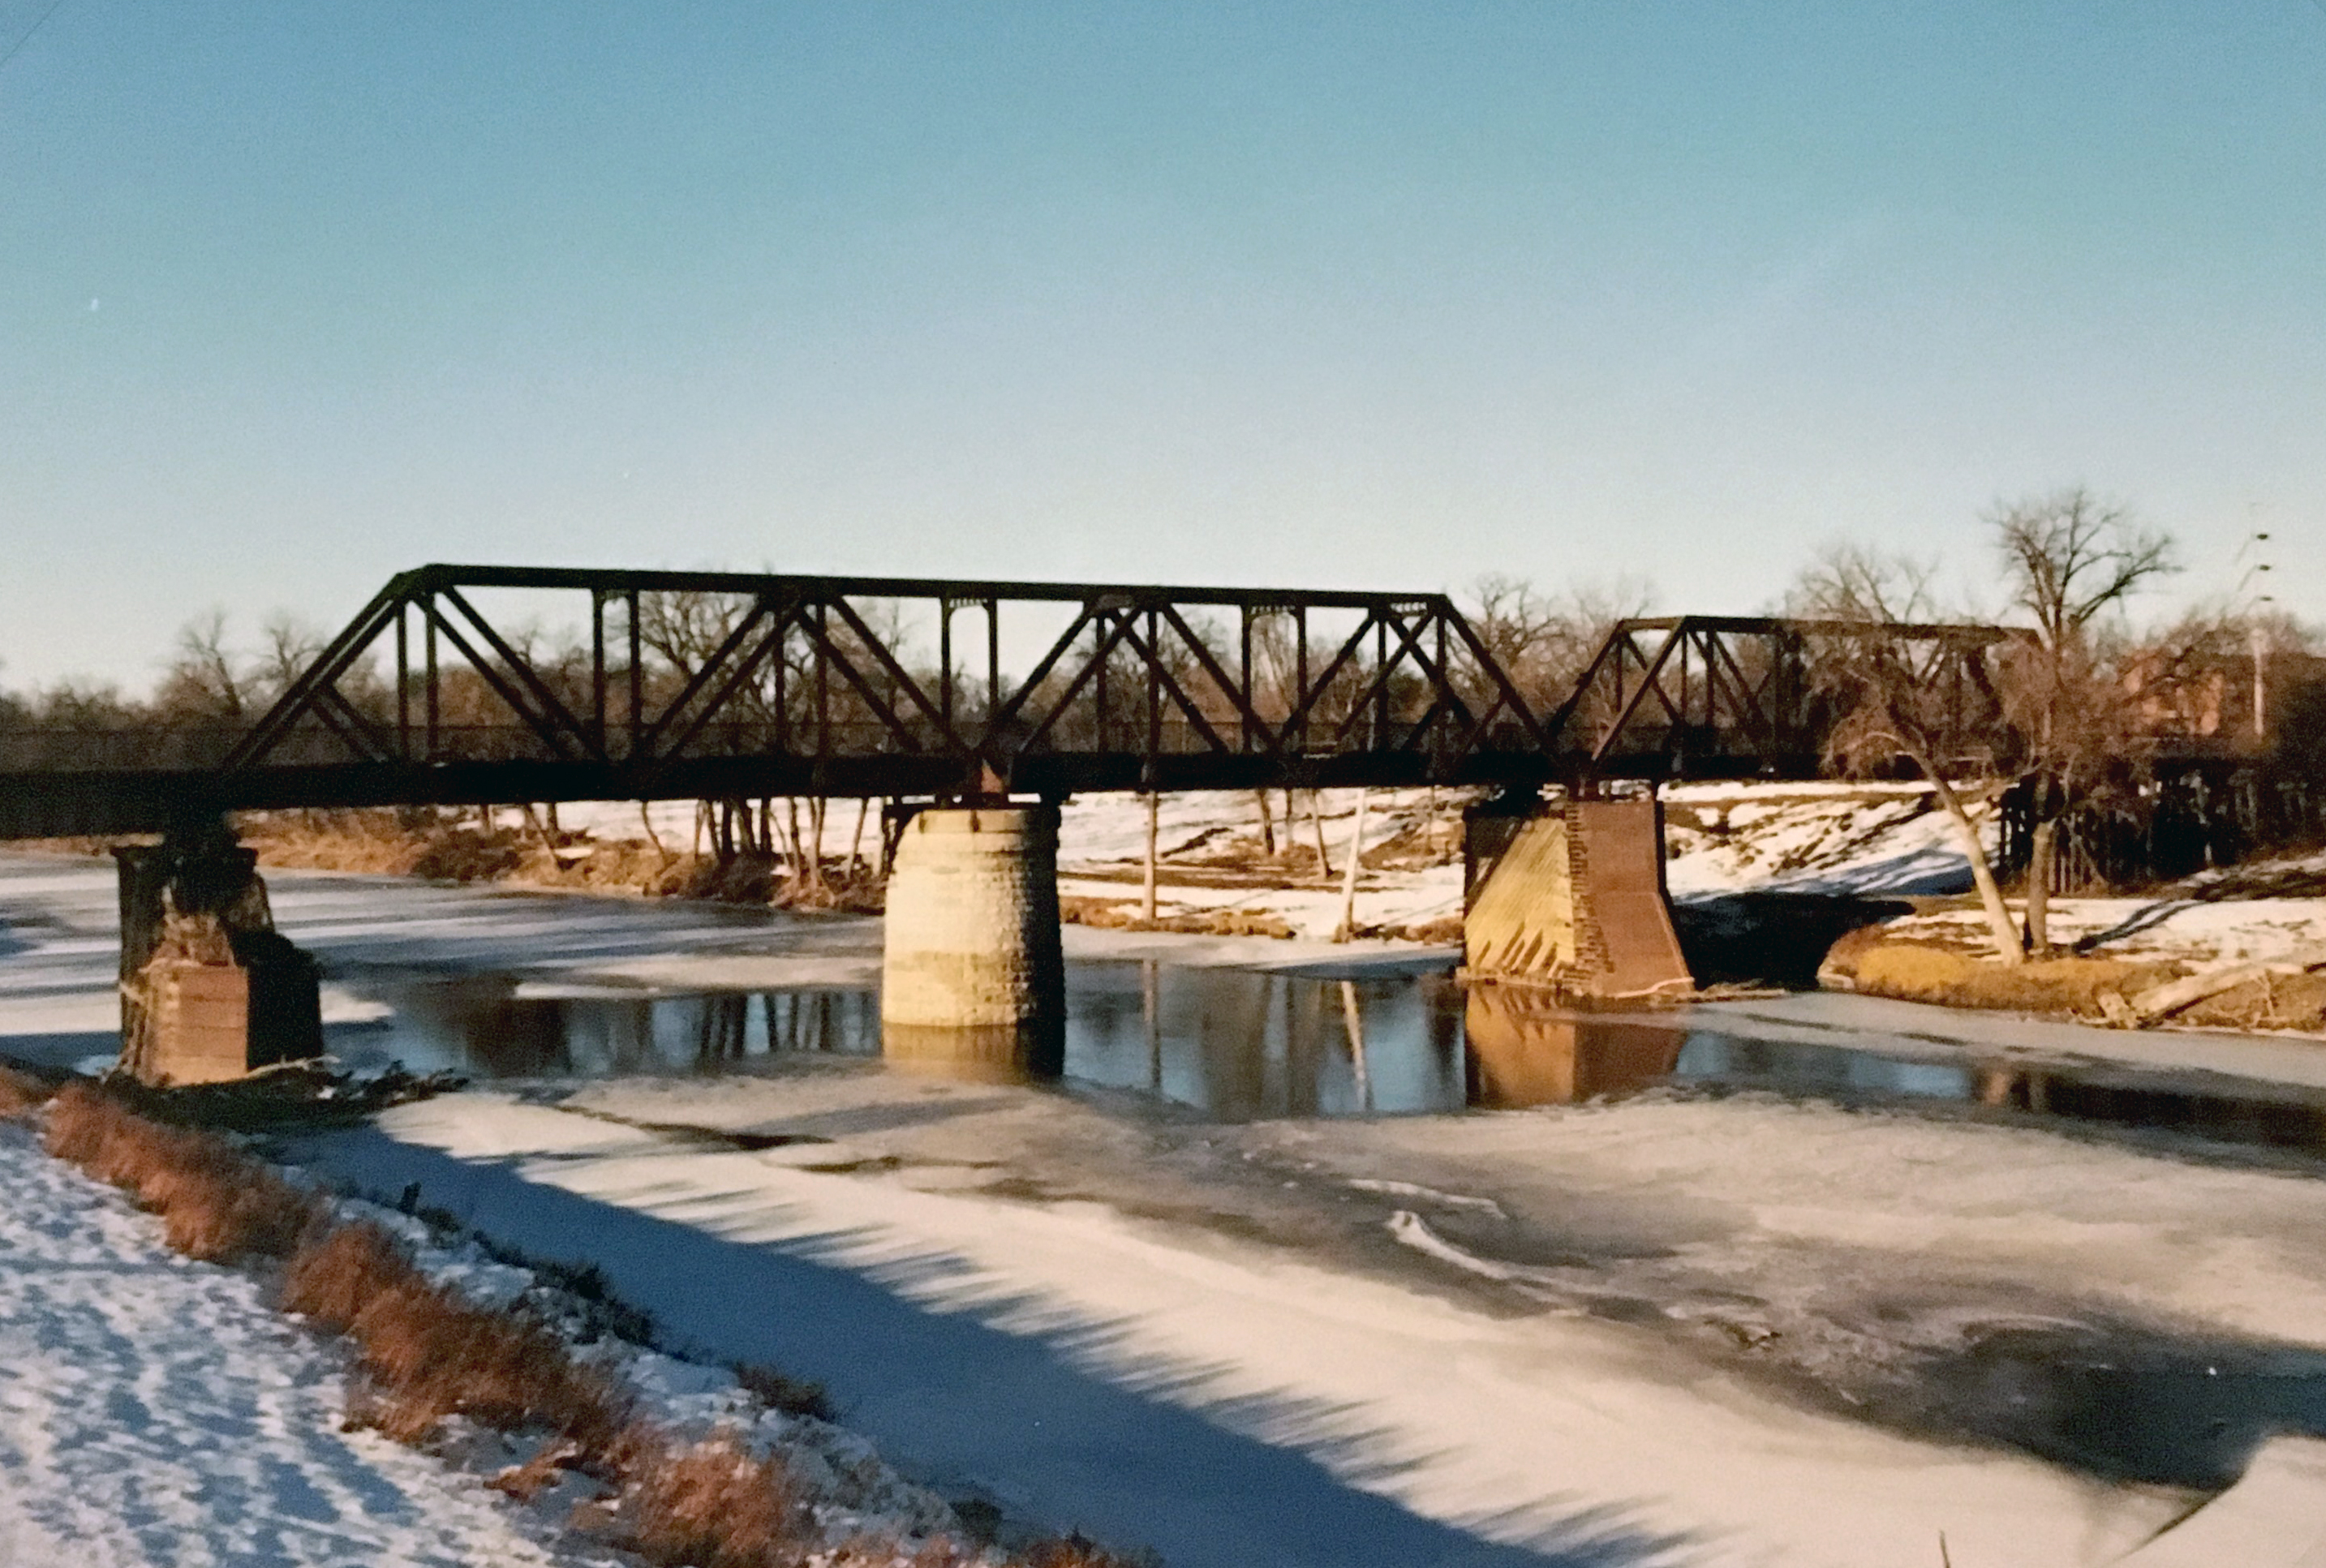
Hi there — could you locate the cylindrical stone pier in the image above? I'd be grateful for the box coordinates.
[880,805,1065,1079]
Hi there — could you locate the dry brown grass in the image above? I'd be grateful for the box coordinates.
[734,1363,834,1421]
[234,808,744,900]
[279,1220,411,1330]
[1017,1537,1140,1568]
[607,1425,806,1568]
[282,1221,617,1446]
[44,1083,318,1261]
[1060,896,1296,939]
[0,1063,55,1118]
[1847,941,2168,1017]
[37,1084,1146,1568]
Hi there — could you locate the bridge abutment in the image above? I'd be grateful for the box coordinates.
[1463,795,1694,1000]
[879,805,1066,1080]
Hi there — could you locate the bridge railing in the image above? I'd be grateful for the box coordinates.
[0,725,247,773]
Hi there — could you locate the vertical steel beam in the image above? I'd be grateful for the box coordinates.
[774,615,789,756]
[626,589,643,761]
[1146,606,1162,767]
[1375,614,1390,747]
[1239,608,1253,754]
[815,599,830,760]
[1094,610,1109,753]
[423,595,440,762]
[394,601,411,762]
[591,589,608,758]
[1295,606,1309,755]
[939,600,954,738]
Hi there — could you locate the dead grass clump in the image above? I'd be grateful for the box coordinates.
[608,1426,805,1568]
[734,1363,834,1421]
[1849,942,2161,1017]
[281,1221,419,1330]
[44,1083,317,1261]
[2179,970,2326,1033]
[282,1218,619,1445]
[351,1276,616,1446]
[0,1063,55,1117]
[1060,898,1296,939]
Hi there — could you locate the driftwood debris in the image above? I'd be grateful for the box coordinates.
[2127,943,2326,1024]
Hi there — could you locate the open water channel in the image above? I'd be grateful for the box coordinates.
[327,954,2326,1160]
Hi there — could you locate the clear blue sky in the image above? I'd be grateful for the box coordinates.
[4,2,2322,689]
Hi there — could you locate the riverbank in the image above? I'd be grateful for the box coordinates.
[0,1064,1139,1566]
[1817,852,2326,1035]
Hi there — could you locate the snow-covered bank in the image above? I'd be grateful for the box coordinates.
[0,1118,614,1568]
[1661,781,1985,899]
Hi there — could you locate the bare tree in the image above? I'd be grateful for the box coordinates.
[1463,574,1655,715]
[1992,489,2175,655]
[1791,544,2028,964]
[1988,488,2178,952]
[255,614,326,707]
[154,609,247,722]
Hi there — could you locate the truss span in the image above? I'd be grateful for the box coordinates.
[0,565,2009,837]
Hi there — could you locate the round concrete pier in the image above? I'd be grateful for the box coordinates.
[881,805,1064,1076]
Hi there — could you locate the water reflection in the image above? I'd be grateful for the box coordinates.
[1971,1065,2326,1151]
[359,978,881,1078]
[1463,986,1685,1107]
[884,1020,1064,1084]
[335,965,2326,1154]
[1064,961,1464,1119]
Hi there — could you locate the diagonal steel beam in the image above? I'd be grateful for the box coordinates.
[1113,612,1231,755]
[1272,610,1381,753]
[1589,625,1690,763]
[439,587,599,761]
[1158,604,1277,756]
[636,597,776,757]
[423,604,581,761]
[821,596,962,752]
[651,599,799,763]
[1014,607,1145,756]
[226,581,410,768]
[975,603,1105,757]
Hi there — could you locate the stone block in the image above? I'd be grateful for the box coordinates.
[143,960,252,1086]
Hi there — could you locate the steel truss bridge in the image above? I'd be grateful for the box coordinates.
[0,565,2008,837]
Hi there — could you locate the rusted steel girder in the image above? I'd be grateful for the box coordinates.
[0,566,2013,837]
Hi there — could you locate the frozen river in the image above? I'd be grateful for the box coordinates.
[5,852,2326,1566]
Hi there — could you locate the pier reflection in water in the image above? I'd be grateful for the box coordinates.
[1064,960,1465,1119]
[371,978,882,1079]
[342,964,2326,1153]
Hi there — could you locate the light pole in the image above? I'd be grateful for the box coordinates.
[2236,531,2275,738]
